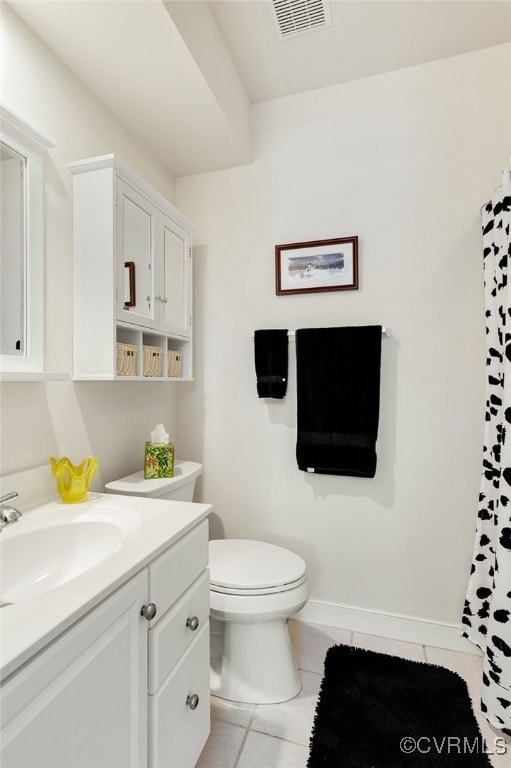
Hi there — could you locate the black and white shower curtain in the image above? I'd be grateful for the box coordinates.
[463,166,511,736]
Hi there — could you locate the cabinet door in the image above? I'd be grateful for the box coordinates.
[149,623,210,768]
[1,572,148,768]
[148,570,210,694]
[116,178,156,328]
[159,216,191,338]
[149,520,208,620]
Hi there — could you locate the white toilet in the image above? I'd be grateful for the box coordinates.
[105,463,310,705]
[209,539,310,704]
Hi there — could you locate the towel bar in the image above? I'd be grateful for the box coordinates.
[252,327,391,339]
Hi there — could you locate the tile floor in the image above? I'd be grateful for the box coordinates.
[196,619,511,768]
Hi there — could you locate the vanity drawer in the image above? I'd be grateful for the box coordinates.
[148,570,210,694]
[148,623,210,768]
[149,519,208,620]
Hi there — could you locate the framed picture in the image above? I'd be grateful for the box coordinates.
[275,236,358,296]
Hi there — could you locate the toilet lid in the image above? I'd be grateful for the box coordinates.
[209,539,307,594]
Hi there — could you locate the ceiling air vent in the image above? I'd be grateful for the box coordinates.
[270,0,331,40]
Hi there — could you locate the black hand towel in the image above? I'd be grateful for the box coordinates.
[296,326,382,477]
[254,329,289,399]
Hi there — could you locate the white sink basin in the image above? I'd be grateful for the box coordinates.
[0,493,212,682]
[0,520,123,605]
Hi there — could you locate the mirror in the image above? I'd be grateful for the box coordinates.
[0,105,54,374]
[1,142,25,356]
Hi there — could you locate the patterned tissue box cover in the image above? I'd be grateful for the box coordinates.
[144,442,174,479]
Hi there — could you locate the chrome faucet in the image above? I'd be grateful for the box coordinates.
[0,492,22,531]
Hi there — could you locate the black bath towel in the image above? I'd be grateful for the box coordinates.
[296,326,382,477]
[254,329,289,398]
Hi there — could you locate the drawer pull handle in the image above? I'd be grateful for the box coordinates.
[186,694,199,711]
[141,603,157,621]
[186,616,199,631]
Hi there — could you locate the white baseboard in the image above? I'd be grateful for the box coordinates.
[296,599,479,654]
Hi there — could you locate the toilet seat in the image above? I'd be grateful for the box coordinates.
[210,572,308,596]
[209,539,307,596]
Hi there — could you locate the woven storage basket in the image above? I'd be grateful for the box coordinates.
[143,344,163,377]
[167,350,183,378]
[116,342,137,376]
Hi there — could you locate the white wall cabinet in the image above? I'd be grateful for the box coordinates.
[70,154,194,380]
[160,216,192,338]
[115,177,156,330]
[0,519,210,768]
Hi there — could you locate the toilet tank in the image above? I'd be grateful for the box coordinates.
[104,460,203,502]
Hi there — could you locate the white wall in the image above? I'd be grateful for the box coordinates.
[0,6,179,502]
[176,44,511,631]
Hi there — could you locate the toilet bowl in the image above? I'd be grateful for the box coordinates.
[209,539,310,705]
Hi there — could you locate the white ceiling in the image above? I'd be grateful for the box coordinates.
[7,0,511,176]
[210,0,511,103]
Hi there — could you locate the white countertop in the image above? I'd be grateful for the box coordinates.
[0,493,211,681]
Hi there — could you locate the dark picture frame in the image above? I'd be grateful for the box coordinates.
[275,236,359,296]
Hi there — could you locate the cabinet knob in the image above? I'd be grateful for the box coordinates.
[140,602,157,621]
[186,694,199,711]
[186,616,199,631]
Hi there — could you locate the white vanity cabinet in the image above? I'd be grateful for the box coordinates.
[148,521,211,768]
[1,571,148,768]
[0,519,210,768]
[70,154,193,381]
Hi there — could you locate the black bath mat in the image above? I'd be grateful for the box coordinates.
[307,644,492,767]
